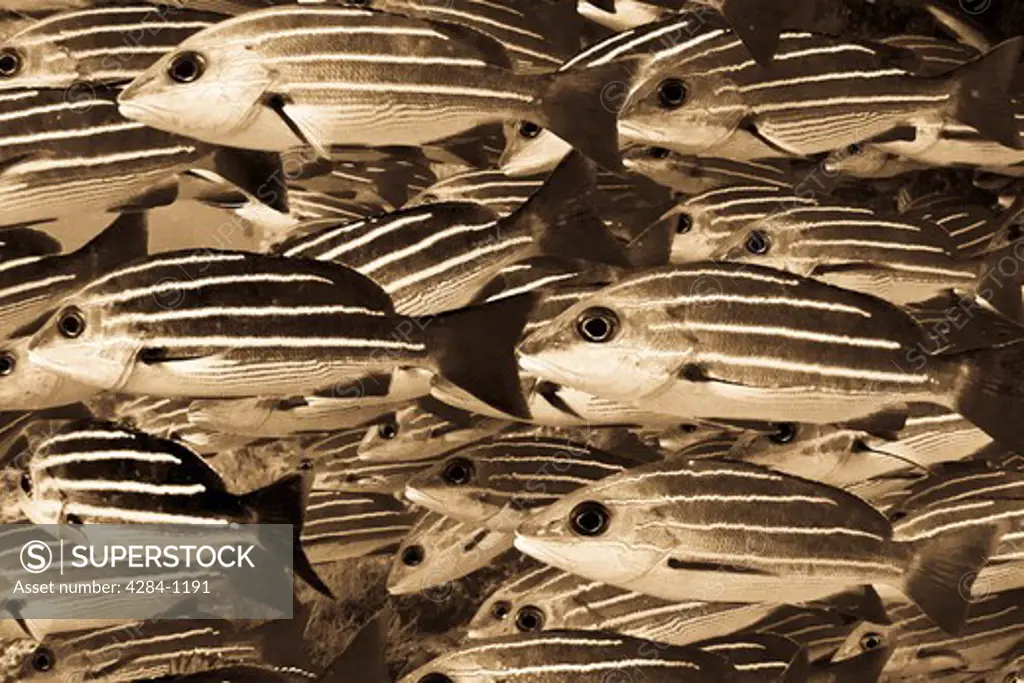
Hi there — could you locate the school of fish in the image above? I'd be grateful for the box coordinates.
[0,0,1022,681]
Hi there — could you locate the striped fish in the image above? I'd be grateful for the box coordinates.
[398,630,743,683]
[622,145,809,195]
[117,6,626,171]
[25,250,535,418]
[108,395,255,455]
[300,489,417,563]
[0,334,99,410]
[0,213,147,338]
[403,435,651,531]
[185,368,432,438]
[357,400,509,463]
[386,511,512,595]
[748,601,892,664]
[0,86,215,226]
[880,35,979,76]
[17,419,334,597]
[0,5,225,90]
[329,0,583,72]
[277,153,627,316]
[514,456,1007,636]
[900,191,1014,259]
[404,168,545,218]
[499,119,575,177]
[617,27,1023,160]
[516,261,1024,453]
[467,563,778,645]
[1,617,317,683]
[316,452,439,496]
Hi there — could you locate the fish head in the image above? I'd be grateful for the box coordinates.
[829,619,897,663]
[0,337,98,410]
[0,35,80,90]
[619,69,745,155]
[622,145,710,195]
[27,295,142,392]
[117,31,282,149]
[730,423,859,486]
[667,197,737,263]
[514,471,669,586]
[466,588,562,641]
[822,144,899,178]
[517,277,690,403]
[0,639,71,683]
[403,450,503,525]
[500,120,571,177]
[358,405,421,462]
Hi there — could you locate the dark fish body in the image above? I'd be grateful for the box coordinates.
[404,435,650,530]
[26,250,535,418]
[357,401,508,463]
[300,489,417,563]
[0,87,213,226]
[900,191,1010,259]
[405,168,545,217]
[515,457,1006,636]
[118,6,626,171]
[17,419,333,596]
[0,5,224,90]
[386,511,511,595]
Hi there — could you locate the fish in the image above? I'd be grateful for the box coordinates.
[404,434,653,531]
[25,249,536,418]
[186,368,433,437]
[357,399,509,463]
[466,563,778,645]
[404,168,545,218]
[515,261,1024,453]
[622,145,810,195]
[747,601,893,664]
[0,334,99,410]
[277,153,629,316]
[397,630,743,683]
[0,212,147,338]
[617,31,1024,160]
[116,6,627,171]
[514,456,1008,635]
[107,395,256,455]
[0,4,225,90]
[879,35,979,76]
[0,616,317,683]
[386,511,512,595]
[328,0,584,73]
[694,632,809,683]
[16,418,334,598]
[499,119,575,177]
[300,489,418,563]
[900,190,1015,259]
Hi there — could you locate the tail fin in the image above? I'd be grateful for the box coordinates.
[75,212,149,276]
[701,633,808,683]
[533,62,631,172]
[901,522,1006,635]
[211,148,289,213]
[424,294,537,419]
[952,340,1024,451]
[499,152,628,266]
[950,37,1024,150]
[243,472,335,599]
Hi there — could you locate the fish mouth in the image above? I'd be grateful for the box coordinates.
[512,533,565,566]
[403,485,444,510]
[518,355,578,386]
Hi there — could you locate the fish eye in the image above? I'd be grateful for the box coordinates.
[859,632,884,651]
[647,146,671,159]
[0,352,15,377]
[518,121,543,139]
[769,422,797,444]
[400,544,424,566]
[575,307,620,344]
[19,471,31,495]
[889,509,907,522]
[657,78,688,109]
[298,459,315,472]
[346,0,372,5]
[31,646,55,672]
[418,674,453,683]
[846,143,863,156]
[490,600,512,620]
[680,424,698,433]
[569,501,610,537]
[441,457,474,486]
[0,48,22,78]
[66,513,83,525]
[57,307,86,339]
[378,422,399,440]
[744,230,771,255]
[167,51,206,84]
[676,214,693,234]
[514,605,546,632]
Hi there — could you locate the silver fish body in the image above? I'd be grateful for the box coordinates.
[300,489,418,563]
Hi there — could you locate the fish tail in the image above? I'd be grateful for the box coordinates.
[900,522,1007,635]
[423,293,538,419]
[948,36,1024,151]
[950,339,1024,451]
[498,151,628,266]
[531,62,631,172]
[242,472,335,599]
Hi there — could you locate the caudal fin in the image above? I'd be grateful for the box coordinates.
[499,152,628,266]
[950,37,1024,150]
[424,294,538,419]
[534,62,631,172]
[952,339,1024,451]
[243,472,335,599]
[901,522,1006,635]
